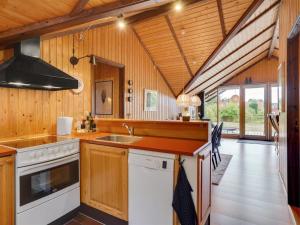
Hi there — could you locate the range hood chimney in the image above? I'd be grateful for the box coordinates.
[0,38,78,91]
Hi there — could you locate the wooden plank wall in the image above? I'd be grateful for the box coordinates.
[0,24,178,140]
[223,57,278,86]
[278,0,300,190]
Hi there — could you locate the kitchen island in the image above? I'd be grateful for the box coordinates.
[71,119,212,225]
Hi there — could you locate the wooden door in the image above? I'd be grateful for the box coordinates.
[287,19,300,207]
[81,143,128,220]
[0,156,15,225]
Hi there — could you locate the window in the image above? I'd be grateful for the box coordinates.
[205,96,217,126]
[218,88,240,135]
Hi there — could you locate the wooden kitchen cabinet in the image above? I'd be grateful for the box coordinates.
[0,155,15,225]
[198,148,212,224]
[81,143,128,220]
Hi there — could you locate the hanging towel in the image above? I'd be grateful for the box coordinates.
[172,160,198,225]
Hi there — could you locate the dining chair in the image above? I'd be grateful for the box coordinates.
[215,122,223,162]
[211,125,219,169]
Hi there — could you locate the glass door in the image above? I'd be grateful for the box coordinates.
[218,87,240,136]
[244,85,266,138]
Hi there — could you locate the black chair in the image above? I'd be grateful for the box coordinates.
[215,122,223,162]
[211,126,219,169]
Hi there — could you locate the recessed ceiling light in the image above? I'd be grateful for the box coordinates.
[181,28,186,35]
[174,1,183,12]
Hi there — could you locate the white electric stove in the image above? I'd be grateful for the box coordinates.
[0,135,80,225]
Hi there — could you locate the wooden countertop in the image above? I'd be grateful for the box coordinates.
[0,146,16,157]
[70,132,210,156]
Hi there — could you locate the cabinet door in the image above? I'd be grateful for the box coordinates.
[0,156,15,225]
[81,143,128,220]
[198,144,212,225]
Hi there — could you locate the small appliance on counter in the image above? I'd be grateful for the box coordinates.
[57,116,73,135]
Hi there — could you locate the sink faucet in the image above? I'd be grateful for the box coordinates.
[122,123,134,136]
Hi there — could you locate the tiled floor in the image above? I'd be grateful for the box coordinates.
[211,139,293,225]
[64,213,103,225]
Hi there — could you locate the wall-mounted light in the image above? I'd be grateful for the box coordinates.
[174,1,183,12]
[70,55,96,66]
[117,15,126,30]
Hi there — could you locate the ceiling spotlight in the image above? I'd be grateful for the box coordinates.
[174,1,183,12]
[117,16,126,29]
[181,28,186,35]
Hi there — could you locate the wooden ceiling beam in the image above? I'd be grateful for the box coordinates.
[0,0,155,47]
[268,18,279,58]
[216,0,226,38]
[183,0,265,92]
[187,39,271,94]
[238,0,280,34]
[30,0,201,43]
[201,51,268,93]
[70,0,90,16]
[127,0,201,24]
[131,27,177,97]
[201,22,275,75]
[165,15,193,78]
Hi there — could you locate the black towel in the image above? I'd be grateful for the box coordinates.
[172,161,198,225]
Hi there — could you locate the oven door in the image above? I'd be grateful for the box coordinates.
[16,154,79,213]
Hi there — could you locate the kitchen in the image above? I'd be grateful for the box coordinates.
[3,0,298,224]
[0,1,213,225]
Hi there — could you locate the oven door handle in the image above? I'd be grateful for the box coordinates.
[18,154,79,176]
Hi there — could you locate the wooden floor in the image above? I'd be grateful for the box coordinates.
[64,214,103,225]
[211,139,293,225]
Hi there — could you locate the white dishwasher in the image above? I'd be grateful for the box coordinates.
[128,149,175,225]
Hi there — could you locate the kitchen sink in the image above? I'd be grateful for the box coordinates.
[96,134,142,144]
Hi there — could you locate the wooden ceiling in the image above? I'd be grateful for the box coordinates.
[0,0,280,96]
[185,0,280,96]
[133,0,257,95]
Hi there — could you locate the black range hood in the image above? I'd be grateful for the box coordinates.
[0,38,78,91]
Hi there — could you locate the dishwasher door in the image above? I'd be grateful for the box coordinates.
[128,150,175,225]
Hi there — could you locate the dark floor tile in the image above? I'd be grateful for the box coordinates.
[73,213,104,225]
[64,220,81,225]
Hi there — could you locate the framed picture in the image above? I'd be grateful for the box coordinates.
[144,89,158,111]
[95,80,113,115]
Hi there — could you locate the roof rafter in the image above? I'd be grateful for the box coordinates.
[70,0,90,16]
[202,50,268,92]
[268,18,279,58]
[187,38,272,94]
[165,15,193,78]
[184,0,265,92]
[127,0,201,24]
[0,0,157,48]
[216,0,226,38]
[238,0,280,34]
[201,22,275,76]
[42,0,201,42]
[131,27,177,97]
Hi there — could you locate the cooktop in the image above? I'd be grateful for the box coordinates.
[0,135,70,149]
